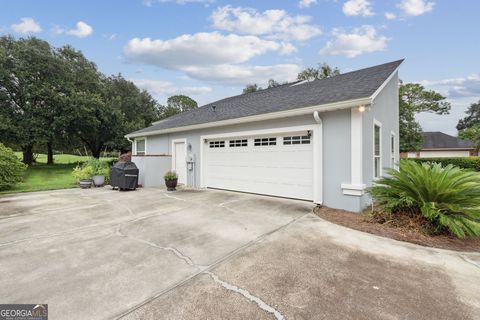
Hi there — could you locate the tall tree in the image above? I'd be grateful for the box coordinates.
[267,79,280,88]
[297,63,341,81]
[457,100,480,151]
[457,100,480,130]
[243,84,261,94]
[0,36,62,165]
[399,82,451,151]
[166,95,198,112]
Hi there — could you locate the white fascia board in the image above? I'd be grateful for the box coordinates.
[125,97,372,138]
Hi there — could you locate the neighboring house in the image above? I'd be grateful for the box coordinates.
[404,132,477,158]
[126,60,403,212]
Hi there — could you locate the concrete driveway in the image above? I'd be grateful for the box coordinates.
[0,188,479,320]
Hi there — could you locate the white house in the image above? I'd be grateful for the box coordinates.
[126,60,403,212]
[405,132,477,158]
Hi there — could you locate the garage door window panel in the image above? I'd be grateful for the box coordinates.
[283,135,310,145]
[209,141,225,148]
[229,139,248,147]
[254,137,276,146]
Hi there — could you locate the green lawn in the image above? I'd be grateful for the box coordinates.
[2,153,115,194]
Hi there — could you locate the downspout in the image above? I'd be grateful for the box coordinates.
[313,111,323,204]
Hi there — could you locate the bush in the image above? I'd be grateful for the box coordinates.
[72,158,110,182]
[410,157,480,171]
[369,160,480,238]
[0,143,27,190]
[164,171,178,181]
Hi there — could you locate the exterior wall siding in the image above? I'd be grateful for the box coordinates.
[361,72,400,209]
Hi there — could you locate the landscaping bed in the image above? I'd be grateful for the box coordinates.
[314,206,480,252]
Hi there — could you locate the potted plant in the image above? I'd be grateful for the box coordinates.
[86,158,110,187]
[164,170,178,191]
[72,165,94,189]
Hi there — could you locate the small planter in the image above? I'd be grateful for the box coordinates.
[79,179,92,189]
[165,179,178,191]
[92,175,105,187]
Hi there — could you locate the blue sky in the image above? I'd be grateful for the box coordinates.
[1,0,479,135]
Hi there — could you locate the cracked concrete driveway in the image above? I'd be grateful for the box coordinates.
[0,188,479,320]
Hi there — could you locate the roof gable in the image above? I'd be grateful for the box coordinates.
[129,59,403,136]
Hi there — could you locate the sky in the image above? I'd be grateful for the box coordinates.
[1,0,479,135]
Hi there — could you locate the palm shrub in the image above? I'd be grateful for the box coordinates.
[0,143,27,190]
[369,160,480,238]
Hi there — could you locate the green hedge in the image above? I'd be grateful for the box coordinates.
[409,157,480,171]
[0,143,27,190]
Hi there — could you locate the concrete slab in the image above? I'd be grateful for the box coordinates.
[0,187,478,320]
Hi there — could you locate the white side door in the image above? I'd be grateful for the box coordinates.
[173,140,186,184]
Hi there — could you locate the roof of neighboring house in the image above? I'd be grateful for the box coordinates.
[422,132,474,149]
[129,59,404,136]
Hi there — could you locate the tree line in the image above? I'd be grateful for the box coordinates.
[0,36,197,165]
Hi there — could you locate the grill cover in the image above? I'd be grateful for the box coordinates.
[110,161,139,190]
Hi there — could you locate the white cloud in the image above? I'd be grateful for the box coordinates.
[182,64,301,86]
[385,12,397,20]
[66,21,93,38]
[299,0,317,8]
[11,17,41,33]
[211,6,322,41]
[320,25,388,58]
[143,0,214,6]
[420,74,480,98]
[342,0,374,17]
[132,79,212,97]
[124,32,293,70]
[398,0,434,16]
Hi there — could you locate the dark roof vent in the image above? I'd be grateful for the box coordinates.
[211,105,216,112]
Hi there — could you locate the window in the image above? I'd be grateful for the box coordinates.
[136,138,145,155]
[254,137,276,146]
[209,140,225,148]
[374,123,381,178]
[390,133,396,168]
[283,135,310,145]
[229,139,248,147]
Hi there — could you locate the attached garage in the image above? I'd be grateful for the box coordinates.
[199,125,322,202]
[128,60,403,212]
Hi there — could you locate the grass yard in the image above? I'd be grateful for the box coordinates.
[1,153,116,194]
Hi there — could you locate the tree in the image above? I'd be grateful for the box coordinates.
[457,100,480,151]
[267,79,280,88]
[399,82,451,152]
[457,100,480,131]
[243,84,261,94]
[167,95,198,112]
[459,127,480,151]
[297,62,341,81]
[0,36,62,165]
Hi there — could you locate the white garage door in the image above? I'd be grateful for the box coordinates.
[204,132,313,200]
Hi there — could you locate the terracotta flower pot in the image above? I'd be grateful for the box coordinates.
[165,179,178,191]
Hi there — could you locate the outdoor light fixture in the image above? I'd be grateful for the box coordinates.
[307,130,312,138]
[358,105,366,112]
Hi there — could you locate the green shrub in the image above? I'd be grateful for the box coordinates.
[0,143,27,190]
[164,170,178,181]
[369,160,480,238]
[410,157,480,171]
[72,158,110,182]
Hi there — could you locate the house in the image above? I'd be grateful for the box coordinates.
[126,60,403,212]
[404,131,477,158]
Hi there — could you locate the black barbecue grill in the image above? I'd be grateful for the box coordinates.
[110,161,139,191]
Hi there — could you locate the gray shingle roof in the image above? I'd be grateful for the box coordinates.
[422,132,474,149]
[129,59,403,136]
